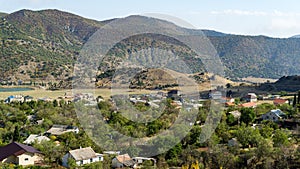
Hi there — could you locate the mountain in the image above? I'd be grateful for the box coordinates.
[2,9,300,87]
[201,29,228,37]
[290,35,300,39]
[0,12,7,18]
[259,75,300,92]
[0,9,103,84]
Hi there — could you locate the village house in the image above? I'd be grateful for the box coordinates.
[23,134,50,145]
[273,98,289,105]
[0,142,44,166]
[112,154,135,168]
[243,93,258,102]
[24,95,34,102]
[103,151,120,156]
[261,109,286,122]
[46,124,79,136]
[239,102,257,108]
[132,157,156,167]
[5,95,24,103]
[62,147,103,167]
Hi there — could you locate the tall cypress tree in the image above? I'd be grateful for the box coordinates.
[293,94,297,107]
[298,91,300,104]
[13,125,20,142]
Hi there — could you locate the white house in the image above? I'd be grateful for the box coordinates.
[243,93,257,102]
[132,157,156,167]
[23,134,50,145]
[5,95,24,103]
[62,147,103,167]
[261,109,286,122]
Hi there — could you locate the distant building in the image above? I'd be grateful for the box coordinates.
[262,109,286,122]
[23,134,50,145]
[24,95,33,102]
[103,151,120,156]
[5,95,24,103]
[46,125,79,136]
[132,157,156,167]
[62,147,103,167]
[0,142,43,166]
[239,102,257,108]
[243,93,257,102]
[112,154,135,168]
[273,98,289,105]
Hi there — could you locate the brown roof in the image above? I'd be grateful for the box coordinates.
[69,147,97,161]
[0,142,41,161]
[116,154,135,166]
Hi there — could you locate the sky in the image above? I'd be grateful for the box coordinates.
[1,0,300,38]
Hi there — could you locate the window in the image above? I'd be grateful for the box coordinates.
[25,158,29,161]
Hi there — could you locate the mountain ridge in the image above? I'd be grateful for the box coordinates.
[1,9,300,86]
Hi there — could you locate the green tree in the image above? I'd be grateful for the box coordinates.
[12,125,20,142]
[240,108,256,125]
[52,99,58,107]
[273,129,289,147]
[33,140,64,164]
[293,94,297,107]
[68,158,77,169]
[236,124,262,148]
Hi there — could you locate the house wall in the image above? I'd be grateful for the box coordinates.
[62,153,70,167]
[112,158,123,168]
[16,153,43,166]
[63,153,102,167]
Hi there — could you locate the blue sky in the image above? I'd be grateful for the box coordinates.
[1,0,300,38]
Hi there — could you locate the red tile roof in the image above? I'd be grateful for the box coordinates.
[273,98,288,105]
[239,102,256,108]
